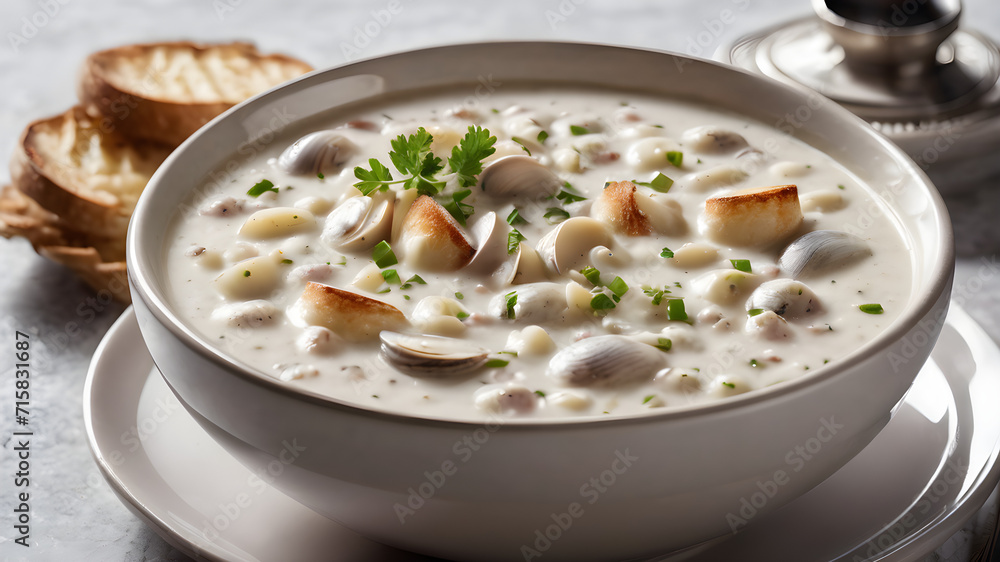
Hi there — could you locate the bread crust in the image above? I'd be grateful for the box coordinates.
[703,184,803,248]
[77,41,312,147]
[299,282,408,341]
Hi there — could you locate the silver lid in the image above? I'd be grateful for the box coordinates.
[722,0,1000,192]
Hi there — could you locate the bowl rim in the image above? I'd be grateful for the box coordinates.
[127,40,956,430]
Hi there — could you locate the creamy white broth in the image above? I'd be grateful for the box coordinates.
[164,86,911,421]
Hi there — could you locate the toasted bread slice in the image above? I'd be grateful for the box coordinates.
[0,185,129,301]
[78,41,313,147]
[297,282,409,341]
[702,185,803,248]
[11,105,172,242]
[399,195,475,272]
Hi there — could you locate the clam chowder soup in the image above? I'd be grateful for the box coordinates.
[166,87,911,420]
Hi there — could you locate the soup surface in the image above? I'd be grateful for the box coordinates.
[165,86,911,421]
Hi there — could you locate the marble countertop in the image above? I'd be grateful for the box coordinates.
[0,0,998,560]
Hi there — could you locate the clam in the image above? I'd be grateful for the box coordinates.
[535,217,613,274]
[465,211,511,276]
[493,242,548,286]
[379,331,488,377]
[681,126,749,154]
[321,192,394,252]
[477,155,562,199]
[746,279,821,319]
[488,282,567,323]
[547,335,665,387]
[399,195,475,272]
[277,131,357,176]
[295,282,408,341]
[701,185,803,248]
[778,230,871,278]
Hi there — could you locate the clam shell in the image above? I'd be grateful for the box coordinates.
[745,279,821,318]
[547,335,665,387]
[465,211,511,276]
[379,331,488,377]
[535,217,613,274]
[488,282,567,323]
[277,131,356,176]
[477,155,562,199]
[321,192,394,252]
[778,230,871,278]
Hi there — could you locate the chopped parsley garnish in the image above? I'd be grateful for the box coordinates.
[511,137,531,156]
[440,188,474,226]
[537,130,549,144]
[569,125,591,136]
[747,308,764,317]
[666,298,688,321]
[722,382,736,389]
[534,390,546,397]
[838,184,846,190]
[317,172,325,179]
[242,270,251,277]
[381,269,402,285]
[405,274,427,285]
[455,292,465,300]
[655,338,672,352]
[608,276,629,299]
[506,208,527,226]
[633,172,674,193]
[749,359,760,368]
[335,256,347,266]
[660,247,675,259]
[666,151,683,167]
[485,359,510,369]
[859,303,884,314]
[554,188,587,204]
[642,395,655,405]
[456,311,470,320]
[590,293,617,310]
[642,286,671,306]
[581,266,603,287]
[353,126,496,195]
[280,259,294,265]
[504,291,518,319]
[499,350,518,356]
[730,259,752,273]
[507,229,527,254]
[247,179,278,197]
[372,241,398,268]
[544,207,570,224]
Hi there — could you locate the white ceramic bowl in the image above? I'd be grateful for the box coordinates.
[128,42,954,561]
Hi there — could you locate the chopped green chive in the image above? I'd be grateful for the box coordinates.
[242,270,251,277]
[730,259,752,273]
[859,303,884,314]
[336,256,347,266]
[590,293,617,310]
[372,241,398,268]
[642,395,655,405]
[317,172,325,179]
[749,359,760,368]
[660,247,675,259]
[747,308,765,317]
[405,274,427,285]
[543,207,570,224]
[722,382,736,389]
[377,286,391,294]
[581,266,603,286]
[499,350,518,356]
[247,179,278,197]
[837,184,846,190]
[485,359,510,368]
[506,208,527,226]
[403,294,411,300]
[534,390,546,397]
[608,276,629,298]
[505,291,518,319]
[666,151,683,167]
[280,259,294,265]
[507,229,527,254]
[381,269,402,285]
[456,311,470,320]
[655,338,673,352]
[511,137,531,156]
[455,292,465,300]
[537,130,549,144]
[569,125,590,136]
[555,189,587,204]
[633,172,674,193]
[667,298,688,321]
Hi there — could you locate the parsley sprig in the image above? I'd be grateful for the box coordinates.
[353,126,497,197]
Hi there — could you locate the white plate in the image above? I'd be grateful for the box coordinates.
[85,305,1000,562]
